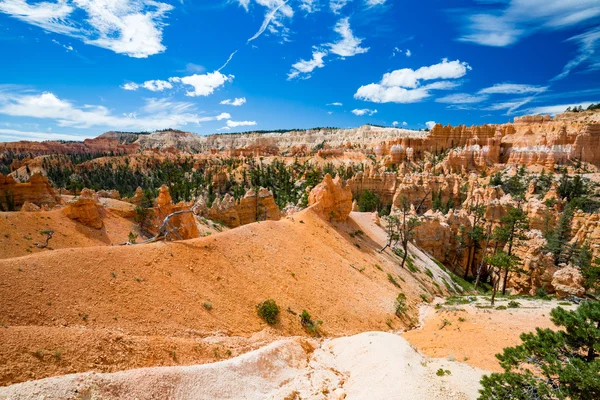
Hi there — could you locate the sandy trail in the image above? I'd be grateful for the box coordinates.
[0,332,486,400]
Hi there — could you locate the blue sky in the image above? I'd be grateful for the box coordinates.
[0,0,599,141]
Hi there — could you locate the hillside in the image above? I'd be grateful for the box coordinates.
[0,208,456,386]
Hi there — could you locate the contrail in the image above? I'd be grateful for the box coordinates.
[218,50,238,72]
[247,0,288,43]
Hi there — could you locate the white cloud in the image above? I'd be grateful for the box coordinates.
[244,0,294,42]
[330,0,349,14]
[0,128,90,142]
[288,49,327,80]
[436,93,489,104]
[425,121,436,130]
[169,71,234,97]
[142,80,173,92]
[300,0,320,13]
[352,108,377,116]
[220,97,247,106]
[459,1,600,47]
[478,83,548,95]
[0,90,230,131]
[392,121,398,126]
[402,121,408,126]
[0,0,173,58]
[405,49,411,57]
[226,120,257,128]
[355,59,470,103]
[327,17,369,57]
[327,102,343,106]
[121,82,139,91]
[366,0,386,6]
[122,71,233,97]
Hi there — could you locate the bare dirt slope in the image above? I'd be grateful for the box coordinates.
[0,209,450,386]
[0,332,486,400]
[0,207,134,259]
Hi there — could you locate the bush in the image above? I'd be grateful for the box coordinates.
[395,293,408,317]
[256,299,280,325]
[388,273,401,288]
[535,286,551,300]
[300,310,322,335]
[507,300,520,309]
[358,190,379,212]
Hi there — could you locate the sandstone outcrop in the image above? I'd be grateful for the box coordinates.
[0,173,60,210]
[508,230,557,295]
[413,209,471,266]
[20,202,41,212]
[152,185,199,240]
[201,188,281,228]
[62,189,104,229]
[551,266,585,298]
[308,174,353,222]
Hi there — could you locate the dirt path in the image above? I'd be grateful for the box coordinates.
[403,297,575,372]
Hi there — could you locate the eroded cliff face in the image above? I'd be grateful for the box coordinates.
[199,188,281,228]
[62,189,104,229]
[0,173,60,210]
[308,174,353,222]
[152,185,199,240]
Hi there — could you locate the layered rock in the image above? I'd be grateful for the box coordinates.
[0,173,60,210]
[308,174,353,222]
[413,209,472,265]
[62,189,104,229]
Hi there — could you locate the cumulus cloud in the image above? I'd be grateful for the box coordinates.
[327,17,369,57]
[425,121,436,130]
[0,90,230,131]
[0,0,173,58]
[142,80,173,92]
[352,108,377,116]
[288,49,327,80]
[122,71,233,97]
[226,120,257,128]
[392,121,408,127]
[355,59,471,103]
[220,97,247,106]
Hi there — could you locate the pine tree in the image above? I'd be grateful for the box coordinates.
[545,206,574,266]
[479,302,600,400]
[493,206,529,294]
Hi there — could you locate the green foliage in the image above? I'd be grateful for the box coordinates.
[535,286,551,300]
[507,301,521,309]
[388,273,402,288]
[545,205,574,265]
[394,293,408,317]
[358,189,380,212]
[256,299,280,325]
[478,302,600,400]
[436,368,452,376]
[300,310,322,334]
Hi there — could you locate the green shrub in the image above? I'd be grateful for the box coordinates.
[425,268,433,278]
[496,305,507,310]
[388,273,401,288]
[395,293,408,317]
[300,310,322,334]
[436,368,451,376]
[202,301,213,310]
[256,299,280,325]
[507,300,520,309]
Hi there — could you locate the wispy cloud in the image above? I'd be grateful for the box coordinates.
[288,49,327,80]
[0,89,231,131]
[0,0,174,58]
[123,71,233,97]
[478,83,548,95]
[458,0,600,47]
